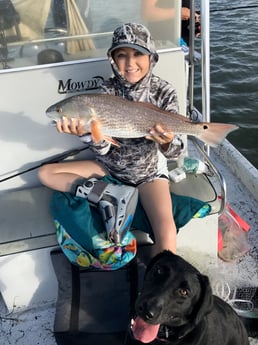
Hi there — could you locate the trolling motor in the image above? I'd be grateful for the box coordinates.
[75,178,138,245]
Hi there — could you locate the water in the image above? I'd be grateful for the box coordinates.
[194,0,258,169]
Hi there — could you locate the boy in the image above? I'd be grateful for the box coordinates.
[39,23,184,255]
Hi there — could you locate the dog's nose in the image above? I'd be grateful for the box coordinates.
[138,301,159,320]
[144,308,155,320]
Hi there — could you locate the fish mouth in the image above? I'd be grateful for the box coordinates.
[45,105,57,117]
[46,103,55,112]
[46,109,58,119]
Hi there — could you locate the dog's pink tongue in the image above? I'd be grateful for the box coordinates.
[132,316,160,343]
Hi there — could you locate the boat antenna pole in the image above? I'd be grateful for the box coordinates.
[188,0,195,115]
[201,0,211,156]
[192,0,227,210]
[188,0,211,156]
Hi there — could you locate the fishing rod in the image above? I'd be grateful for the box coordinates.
[0,146,89,183]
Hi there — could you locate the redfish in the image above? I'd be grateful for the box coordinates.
[46,93,238,147]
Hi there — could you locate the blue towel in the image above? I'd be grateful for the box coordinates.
[50,175,211,270]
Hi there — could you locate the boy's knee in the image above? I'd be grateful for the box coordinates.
[38,164,51,184]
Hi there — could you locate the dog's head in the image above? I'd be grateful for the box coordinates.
[132,251,213,343]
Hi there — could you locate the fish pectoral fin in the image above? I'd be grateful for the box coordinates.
[103,135,120,147]
[90,119,120,147]
[90,119,104,143]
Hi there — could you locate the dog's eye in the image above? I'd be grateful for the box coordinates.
[178,288,189,297]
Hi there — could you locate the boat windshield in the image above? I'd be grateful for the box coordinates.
[0,0,181,70]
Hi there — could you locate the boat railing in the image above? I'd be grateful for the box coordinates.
[187,0,226,214]
[190,138,227,215]
[7,30,113,49]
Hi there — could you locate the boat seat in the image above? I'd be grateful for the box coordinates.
[170,172,219,214]
[0,167,219,257]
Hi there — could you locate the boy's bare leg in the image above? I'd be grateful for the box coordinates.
[138,178,177,256]
[38,160,108,192]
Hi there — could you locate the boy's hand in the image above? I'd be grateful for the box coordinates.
[146,123,174,146]
[56,116,89,136]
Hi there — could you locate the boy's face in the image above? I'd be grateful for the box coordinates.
[112,47,150,84]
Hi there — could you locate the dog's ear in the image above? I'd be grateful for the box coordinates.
[144,250,175,275]
[194,273,214,325]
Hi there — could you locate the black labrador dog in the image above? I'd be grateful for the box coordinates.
[132,251,249,344]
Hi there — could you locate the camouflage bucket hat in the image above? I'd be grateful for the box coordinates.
[108,23,158,61]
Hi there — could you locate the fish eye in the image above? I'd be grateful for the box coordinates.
[56,107,62,113]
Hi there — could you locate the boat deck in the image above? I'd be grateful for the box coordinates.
[0,140,257,344]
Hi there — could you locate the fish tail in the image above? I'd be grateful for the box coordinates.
[198,123,239,147]
[90,119,120,147]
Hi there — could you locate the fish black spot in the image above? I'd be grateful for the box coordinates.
[203,124,208,130]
